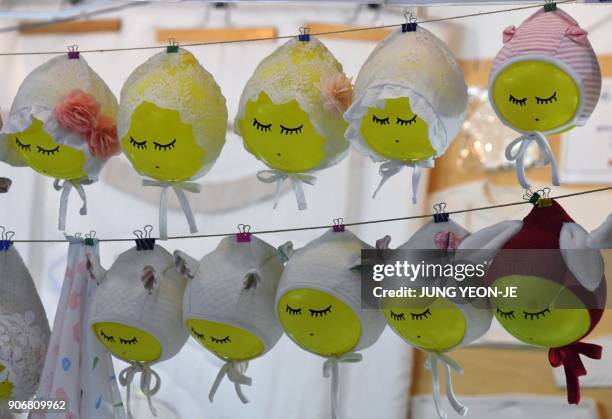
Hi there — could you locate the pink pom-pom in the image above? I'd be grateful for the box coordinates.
[565,26,589,46]
[502,26,516,43]
[87,115,119,160]
[320,73,353,115]
[54,89,101,136]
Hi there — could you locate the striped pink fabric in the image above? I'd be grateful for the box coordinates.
[490,7,601,128]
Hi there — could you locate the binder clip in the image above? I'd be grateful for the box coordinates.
[332,218,345,233]
[237,224,252,243]
[134,225,155,250]
[537,187,553,208]
[433,203,449,223]
[523,188,541,205]
[402,12,417,33]
[84,231,96,246]
[0,227,14,251]
[167,38,179,53]
[298,26,311,42]
[544,1,557,12]
[67,45,80,60]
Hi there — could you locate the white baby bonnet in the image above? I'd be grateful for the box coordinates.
[277,229,386,353]
[175,235,287,403]
[276,228,385,419]
[1,54,117,179]
[89,243,188,418]
[344,26,467,202]
[390,218,492,419]
[0,244,50,402]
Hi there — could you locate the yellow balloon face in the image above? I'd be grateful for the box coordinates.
[93,322,162,363]
[360,97,435,162]
[0,363,12,400]
[186,318,264,361]
[492,275,591,348]
[239,92,326,173]
[278,288,361,357]
[383,297,466,351]
[122,101,206,181]
[9,118,87,180]
[492,60,580,133]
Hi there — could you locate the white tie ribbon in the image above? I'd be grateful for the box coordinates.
[0,367,8,383]
[426,352,467,419]
[209,361,251,404]
[505,132,559,189]
[118,362,161,419]
[54,179,87,231]
[323,352,363,419]
[373,160,434,204]
[142,179,201,240]
[256,170,317,210]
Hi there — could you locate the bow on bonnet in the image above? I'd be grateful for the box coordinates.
[502,24,589,46]
[54,89,120,160]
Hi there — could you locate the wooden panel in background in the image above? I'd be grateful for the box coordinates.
[303,22,392,42]
[156,27,277,43]
[19,19,121,34]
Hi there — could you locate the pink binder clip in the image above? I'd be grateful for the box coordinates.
[237,224,252,243]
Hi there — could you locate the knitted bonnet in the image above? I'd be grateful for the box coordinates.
[344,26,467,203]
[490,7,601,132]
[174,235,288,403]
[235,37,351,210]
[0,244,50,402]
[89,242,188,418]
[459,200,608,405]
[277,229,386,353]
[276,228,386,419]
[383,219,492,419]
[0,54,119,231]
[488,6,601,188]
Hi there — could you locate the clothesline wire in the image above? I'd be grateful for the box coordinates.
[0,0,576,56]
[9,186,611,243]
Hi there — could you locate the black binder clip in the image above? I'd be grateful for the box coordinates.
[433,203,449,223]
[237,224,252,243]
[523,188,541,205]
[134,225,155,251]
[402,12,418,33]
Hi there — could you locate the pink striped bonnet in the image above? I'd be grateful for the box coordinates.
[489,7,601,131]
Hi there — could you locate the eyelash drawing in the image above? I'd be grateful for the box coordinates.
[119,337,138,345]
[280,124,304,135]
[396,115,417,126]
[130,136,147,149]
[523,308,550,320]
[154,139,176,151]
[37,145,59,156]
[309,305,332,317]
[285,304,302,316]
[536,92,558,104]
[496,308,516,320]
[410,308,432,320]
[389,311,406,321]
[253,118,272,132]
[509,94,527,106]
[372,115,390,125]
[14,138,31,151]
[210,336,231,344]
[100,331,115,343]
[190,327,205,340]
